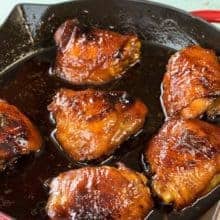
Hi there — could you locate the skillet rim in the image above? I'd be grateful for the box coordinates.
[0,0,219,32]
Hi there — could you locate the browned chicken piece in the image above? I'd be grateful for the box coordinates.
[52,19,141,85]
[145,118,220,209]
[48,88,148,161]
[0,100,42,171]
[46,164,153,220]
[161,45,220,119]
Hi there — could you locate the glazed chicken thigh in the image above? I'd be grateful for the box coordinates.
[0,100,42,171]
[53,19,141,85]
[48,88,147,161]
[46,164,153,220]
[145,118,220,209]
[161,45,220,119]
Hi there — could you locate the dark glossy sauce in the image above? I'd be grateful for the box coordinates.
[0,43,219,220]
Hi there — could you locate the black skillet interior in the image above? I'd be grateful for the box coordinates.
[0,0,219,219]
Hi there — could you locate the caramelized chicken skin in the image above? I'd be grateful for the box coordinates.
[46,164,153,220]
[161,45,220,119]
[48,88,148,161]
[0,100,42,171]
[145,118,220,209]
[53,19,141,85]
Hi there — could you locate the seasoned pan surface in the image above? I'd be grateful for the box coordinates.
[0,0,219,219]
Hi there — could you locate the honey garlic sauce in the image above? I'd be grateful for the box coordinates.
[0,44,218,220]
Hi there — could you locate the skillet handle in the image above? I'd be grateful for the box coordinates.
[191,10,220,23]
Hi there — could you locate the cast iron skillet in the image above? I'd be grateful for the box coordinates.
[0,0,219,219]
